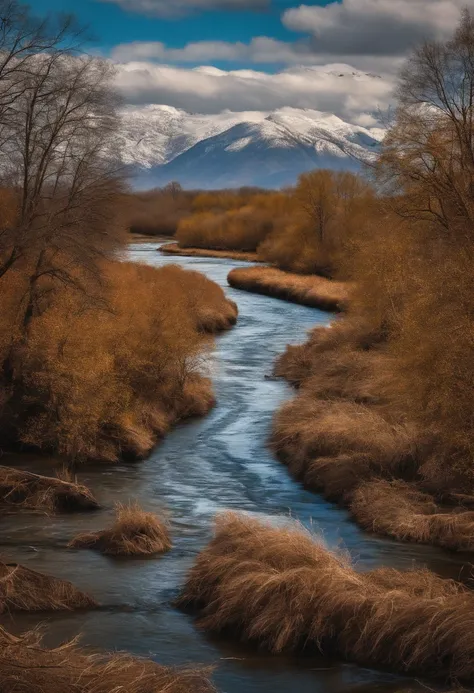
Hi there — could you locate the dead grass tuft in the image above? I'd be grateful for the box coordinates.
[69,502,171,556]
[0,466,99,513]
[351,479,474,552]
[271,398,417,485]
[0,562,97,612]
[178,512,474,680]
[0,626,217,693]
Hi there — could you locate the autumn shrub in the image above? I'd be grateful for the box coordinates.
[258,220,332,275]
[176,206,275,251]
[123,184,195,237]
[173,172,375,278]
[69,502,171,556]
[178,512,474,680]
[0,562,97,612]
[0,626,217,693]
[0,260,236,463]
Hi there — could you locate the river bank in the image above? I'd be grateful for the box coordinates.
[228,265,349,312]
[1,245,470,693]
[160,241,260,262]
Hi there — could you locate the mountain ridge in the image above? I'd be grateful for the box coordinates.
[119,105,385,189]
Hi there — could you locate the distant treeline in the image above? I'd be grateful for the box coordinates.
[125,173,373,277]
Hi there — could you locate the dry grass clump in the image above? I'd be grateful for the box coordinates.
[160,241,260,263]
[0,466,99,513]
[0,562,97,612]
[274,320,384,386]
[351,480,474,552]
[178,512,474,680]
[228,266,349,311]
[0,626,217,693]
[69,503,171,556]
[271,397,417,485]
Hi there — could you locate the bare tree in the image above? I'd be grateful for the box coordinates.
[0,52,123,329]
[0,0,87,279]
[379,9,474,242]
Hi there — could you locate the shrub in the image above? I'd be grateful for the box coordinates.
[0,261,236,463]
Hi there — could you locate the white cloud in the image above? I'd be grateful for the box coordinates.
[98,0,268,18]
[283,0,474,56]
[111,37,403,75]
[114,61,394,122]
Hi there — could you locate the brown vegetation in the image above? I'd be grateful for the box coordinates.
[0,561,97,612]
[170,172,373,278]
[270,12,474,552]
[160,241,260,262]
[123,183,195,237]
[69,502,171,556]
[228,266,349,311]
[0,3,237,465]
[0,466,98,513]
[178,512,474,680]
[350,480,474,552]
[0,626,217,693]
[0,260,236,463]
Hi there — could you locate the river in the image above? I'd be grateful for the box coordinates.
[0,243,469,693]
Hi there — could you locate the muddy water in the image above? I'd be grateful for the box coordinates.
[0,243,470,693]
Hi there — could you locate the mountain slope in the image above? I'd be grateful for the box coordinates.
[120,106,384,189]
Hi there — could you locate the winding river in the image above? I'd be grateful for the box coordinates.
[0,243,469,693]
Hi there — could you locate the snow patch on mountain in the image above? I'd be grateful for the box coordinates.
[119,104,385,189]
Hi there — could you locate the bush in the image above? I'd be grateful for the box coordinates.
[0,260,237,463]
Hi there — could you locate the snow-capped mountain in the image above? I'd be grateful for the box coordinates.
[119,105,385,189]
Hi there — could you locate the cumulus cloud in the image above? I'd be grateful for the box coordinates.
[283,0,474,57]
[111,37,403,75]
[114,61,393,122]
[112,38,317,64]
[98,0,268,18]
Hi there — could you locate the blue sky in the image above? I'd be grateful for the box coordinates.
[34,0,322,64]
[30,0,470,124]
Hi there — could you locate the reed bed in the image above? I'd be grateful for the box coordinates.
[178,512,474,681]
[0,626,216,693]
[227,266,349,311]
[0,562,97,612]
[69,502,171,556]
[0,466,99,513]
